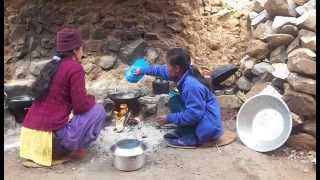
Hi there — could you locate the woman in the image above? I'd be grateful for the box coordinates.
[20,28,107,167]
[136,48,224,148]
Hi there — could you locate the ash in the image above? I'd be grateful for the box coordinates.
[92,121,170,156]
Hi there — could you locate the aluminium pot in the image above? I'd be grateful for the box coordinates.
[110,139,147,171]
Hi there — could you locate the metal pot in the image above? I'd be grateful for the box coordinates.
[110,139,147,171]
[7,95,34,123]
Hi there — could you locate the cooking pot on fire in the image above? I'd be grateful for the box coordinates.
[108,91,142,116]
[110,139,147,171]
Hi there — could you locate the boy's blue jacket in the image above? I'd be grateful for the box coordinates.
[141,65,224,144]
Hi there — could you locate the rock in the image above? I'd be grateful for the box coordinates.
[107,39,122,52]
[271,78,285,94]
[287,73,316,95]
[301,121,316,137]
[291,112,303,127]
[119,39,148,65]
[252,72,274,83]
[271,63,290,80]
[252,62,274,75]
[250,10,269,27]
[138,95,161,105]
[246,39,269,60]
[287,48,316,77]
[157,94,170,115]
[279,24,298,36]
[86,40,102,52]
[4,79,35,97]
[40,38,54,49]
[83,63,96,74]
[264,0,297,17]
[270,46,287,63]
[87,79,111,100]
[240,55,256,70]
[295,0,316,15]
[293,0,309,6]
[96,55,117,70]
[246,82,271,99]
[4,108,16,131]
[286,37,300,53]
[236,76,252,91]
[252,0,267,13]
[287,133,316,151]
[283,88,316,117]
[141,104,158,117]
[298,28,316,38]
[29,59,51,76]
[144,32,159,40]
[145,47,160,63]
[272,16,298,32]
[300,36,316,51]
[217,95,242,109]
[92,27,109,40]
[266,34,294,48]
[167,22,183,33]
[298,10,316,32]
[253,20,273,40]
[79,25,91,40]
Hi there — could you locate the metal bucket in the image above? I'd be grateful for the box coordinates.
[236,94,292,152]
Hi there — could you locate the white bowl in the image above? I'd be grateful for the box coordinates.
[236,94,292,152]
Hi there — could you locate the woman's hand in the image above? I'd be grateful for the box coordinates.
[157,115,168,126]
[134,68,142,75]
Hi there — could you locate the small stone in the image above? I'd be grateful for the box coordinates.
[287,133,316,151]
[287,48,316,77]
[141,103,158,116]
[240,55,256,70]
[96,55,117,70]
[144,32,159,40]
[145,47,160,64]
[291,112,303,127]
[246,39,269,60]
[301,121,316,137]
[298,9,316,32]
[264,0,297,17]
[246,82,271,99]
[29,59,51,76]
[293,0,309,6]
[253,20,273,40]
[271,63,289,80]
[119,39,148,65]
[86,40,103,52]
[295,0,316,15]
[287,72,316,95]
[266,34,294,49]
[286,37,300,54]
[270,46,288,63]
[298,28,316,38]
[279,24,298,36]
[271,78,285,93]
[252,62,274,75]
[272,16,298,32]
[300,36,316,51]
[250,10,269,27]
[138,95,161,105]
[252,0,267,13]
[167,22,183,33]
[217,95,242,109]
[236,76,252,92]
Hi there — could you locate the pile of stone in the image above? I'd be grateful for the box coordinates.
[238,0,316,151]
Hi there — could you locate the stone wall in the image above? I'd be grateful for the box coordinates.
[4,0,250,81]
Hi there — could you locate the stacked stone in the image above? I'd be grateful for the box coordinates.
[238,0,316,150]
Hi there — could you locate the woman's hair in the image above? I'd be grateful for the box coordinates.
[166,48,211,90]
[31,50,74,101]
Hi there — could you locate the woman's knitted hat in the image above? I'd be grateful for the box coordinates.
[56,28,83,52]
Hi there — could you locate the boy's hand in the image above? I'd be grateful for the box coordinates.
[157,115,168,126]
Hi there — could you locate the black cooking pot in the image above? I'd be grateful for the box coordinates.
[152,77,170,95]
[7,95,34,123]
[108,92,141,116]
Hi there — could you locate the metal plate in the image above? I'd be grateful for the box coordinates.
[236,94,292,152]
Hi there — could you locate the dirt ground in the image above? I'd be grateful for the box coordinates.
[4,117,316,180]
